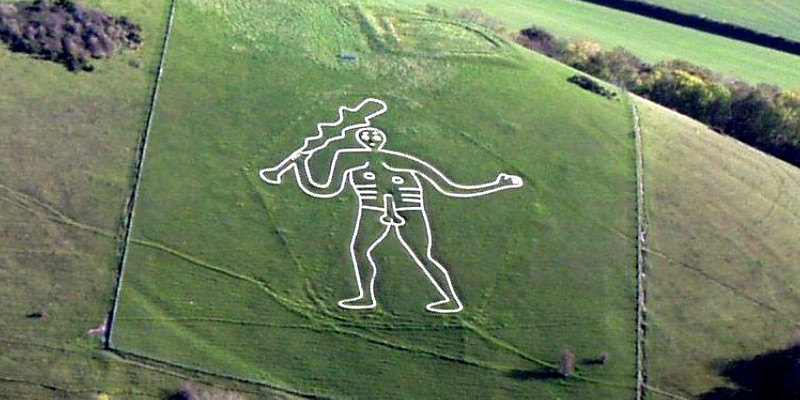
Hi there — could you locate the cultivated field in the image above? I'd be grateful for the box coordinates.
[110,0,637,398]
[389,0,800,88]
[642,0,800,43]
[638,97,800,398]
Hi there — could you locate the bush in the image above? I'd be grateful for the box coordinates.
[559,348,576,378]
[0,0,142,71]
[568,74,617,99]
[454,8,505,32]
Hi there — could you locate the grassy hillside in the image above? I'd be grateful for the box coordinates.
[637,97,800,397]
[642,0,800,43]
[0,1,290,399]
[110,0,637,398]
[4,0,799,399]
[388,0,800,88]
[0,0,184,397]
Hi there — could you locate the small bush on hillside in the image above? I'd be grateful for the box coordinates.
[559,348,576,378]
[454,8,505,33]
[568,74,617,99]
[516,25,563,57]
[0,0,142,71]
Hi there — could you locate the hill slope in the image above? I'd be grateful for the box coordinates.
[109,1,636,398]
[1,1,799,399]
[638,97,800,398]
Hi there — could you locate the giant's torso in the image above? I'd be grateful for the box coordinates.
[349,162,423,212]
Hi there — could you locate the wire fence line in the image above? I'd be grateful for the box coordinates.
[630,95,650,400]
[105,0,179,348]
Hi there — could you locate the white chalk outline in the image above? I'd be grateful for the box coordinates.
[259,98,388,185]
[259,99,523,314]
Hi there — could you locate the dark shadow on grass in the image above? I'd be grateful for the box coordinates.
[698,344,800,400]
[506,368,562,381]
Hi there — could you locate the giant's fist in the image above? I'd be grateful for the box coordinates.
[497,173,523,188]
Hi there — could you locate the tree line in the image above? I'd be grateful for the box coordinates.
[516,26,800,166]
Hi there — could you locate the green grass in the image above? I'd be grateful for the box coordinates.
[387,0,800,88]
[111,0,637,398]
[0,1,292,398]
[638,97,800,397]
[5,0,800,399]
[642,0,800,43]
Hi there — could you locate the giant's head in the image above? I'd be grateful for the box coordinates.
[355,127,386,151]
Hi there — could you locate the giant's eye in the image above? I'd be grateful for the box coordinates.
[360,132,370,140]
[372,133,382,142]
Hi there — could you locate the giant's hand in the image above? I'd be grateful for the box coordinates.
[497,173,523,189]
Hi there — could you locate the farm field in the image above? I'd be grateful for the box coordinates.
[109,0,638,398]
[638,97,800,398]
[641,0,800,43]
[388,0,800,88]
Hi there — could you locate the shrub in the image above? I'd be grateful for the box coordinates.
[454,8,505,32]
[567,74,617,99]
[559,348,576,378]
[0,0,142,71]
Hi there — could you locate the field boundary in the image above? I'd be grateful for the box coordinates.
[630,95,649,400]
[575,0,800,56]
[105,0,179,348]
[108,348,330,399]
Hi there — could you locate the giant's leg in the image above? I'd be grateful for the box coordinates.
[338,208,391,310]
[395,210,463,313]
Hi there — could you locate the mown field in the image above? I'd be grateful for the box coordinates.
[638,97,800,398]
[388,0,800,88]
[642,0,800,43]
[110,0,638,398]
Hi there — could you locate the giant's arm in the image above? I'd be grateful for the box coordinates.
[382,150,522,197]
[260,150,367,198]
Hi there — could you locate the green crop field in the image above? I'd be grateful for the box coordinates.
[642,0,800,43]
[638,98,800,398]
[108,0,638,398]
[388,0,800,88]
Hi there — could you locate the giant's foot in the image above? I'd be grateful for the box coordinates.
[338,296,376,310]
[426,298,463,314]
